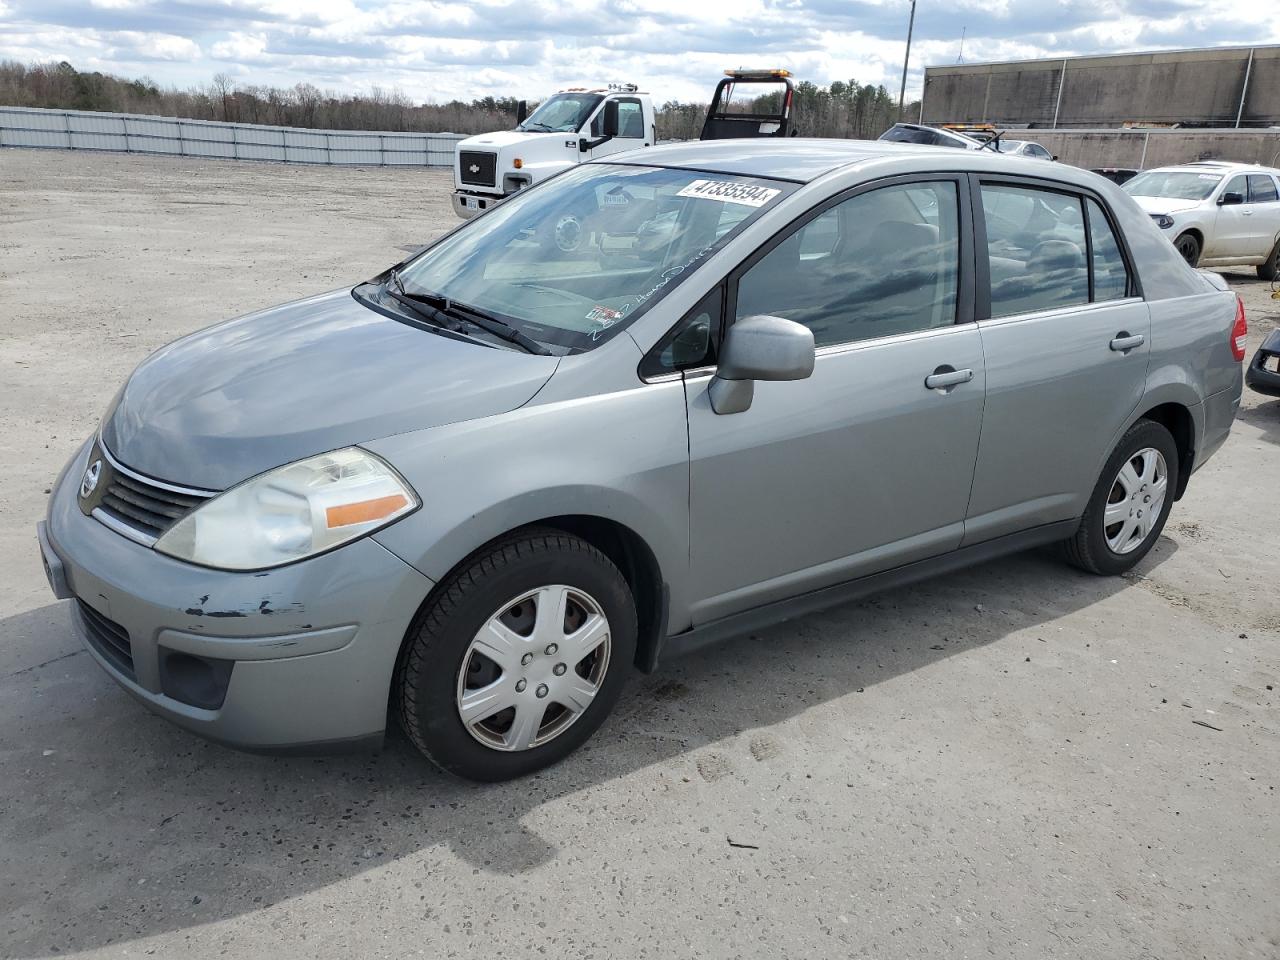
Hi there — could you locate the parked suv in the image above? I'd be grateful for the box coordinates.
[1124,160,1280,278]
[39,141,1245,781]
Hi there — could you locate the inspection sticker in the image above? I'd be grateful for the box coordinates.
[676,179,781,207]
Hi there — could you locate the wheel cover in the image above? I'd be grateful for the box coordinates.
[455,585,611,752]
[1103,447,1168,555]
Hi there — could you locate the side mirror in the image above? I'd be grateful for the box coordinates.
[709,315,815,415]
[1219,191,1245,206]
[1051,155,1059,162]
[515,100,528,125]
[600,100,620,139]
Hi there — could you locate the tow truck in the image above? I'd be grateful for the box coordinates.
[450,70,798,221]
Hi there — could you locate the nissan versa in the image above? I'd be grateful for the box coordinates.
[38,140,1246,781]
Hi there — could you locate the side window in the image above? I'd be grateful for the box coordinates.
[1029,144,1052,159]
[1087,199,1130,302]
[640,287,720,378]
[593,98,644,139]
[982,184,1088,318]
[733,181,960,348]
[1248,175,1279,203]
[1222,175,1248,202]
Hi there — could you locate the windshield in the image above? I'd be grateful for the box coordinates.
[518,93,602,133]
[996,140,1027,153]
[879,125,971,149]
[386,164,793,353]
[1124,171,1222,201]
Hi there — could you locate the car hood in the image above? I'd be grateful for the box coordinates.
[460,130,553,150]
[1130,195,1203,216]
[101,288,559,490]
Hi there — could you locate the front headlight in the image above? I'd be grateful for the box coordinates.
[1151,214,1175,230]
[154,447,418,571]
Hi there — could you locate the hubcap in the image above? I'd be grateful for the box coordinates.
[1103,447,1168,555]
[455,585,611,752]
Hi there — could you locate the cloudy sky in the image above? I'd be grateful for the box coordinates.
[0,0,1271,104]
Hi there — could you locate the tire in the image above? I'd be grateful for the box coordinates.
[1258,238,1280,281]
[395,527,637,781]
[1174,232,1201,268]
[1062,419,1180,576]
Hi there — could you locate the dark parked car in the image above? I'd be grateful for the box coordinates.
[1246,327,1280,396]
[1093,168,1140,186]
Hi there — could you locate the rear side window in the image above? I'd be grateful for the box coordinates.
[982,185,1089,318]
[734,180,961,347]
[1248,175,1279,203]
[1087,199,1130,302]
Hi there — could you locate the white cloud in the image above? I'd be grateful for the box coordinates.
[3,0,1278,104]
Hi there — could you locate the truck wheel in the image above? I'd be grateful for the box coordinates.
[538,204,594,253]
[1061,420,1179,577]
[1174,232,1201,267]
[395,528,637,782]
[1258,238,1280,281]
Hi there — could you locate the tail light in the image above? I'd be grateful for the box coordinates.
[1230,295,1247,362]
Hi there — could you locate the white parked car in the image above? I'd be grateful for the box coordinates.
[1123,161,1280,278]
[996,138,1055,160]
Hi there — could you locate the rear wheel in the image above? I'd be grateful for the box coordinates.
[1174,232,1201,267]
[1062,420,1179,576]
[1258,238,1280,281]
[395,528,636,781]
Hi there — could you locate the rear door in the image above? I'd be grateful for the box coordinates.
[964,178,1151,544]
[682,176,986,624]
[1247,174,1280,258]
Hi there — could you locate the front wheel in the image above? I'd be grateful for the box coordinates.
[395,528,637,781]
[1062,419,1179,576]
[1174,232,1201,267]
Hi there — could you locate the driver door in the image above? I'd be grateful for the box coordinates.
[683,177,986,626]
[584,98,648,161]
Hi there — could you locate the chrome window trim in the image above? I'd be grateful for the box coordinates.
[977,296,1144,328]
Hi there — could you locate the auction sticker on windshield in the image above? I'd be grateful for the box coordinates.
[676,179,782,207]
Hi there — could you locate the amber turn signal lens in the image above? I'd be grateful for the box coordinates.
[326,493,410,529]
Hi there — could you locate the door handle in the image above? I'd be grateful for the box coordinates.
[924,366,974,391]
[1242,209,1254,216]
[1109,333,1145,352]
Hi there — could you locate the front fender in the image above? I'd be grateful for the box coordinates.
[367,377,692,630]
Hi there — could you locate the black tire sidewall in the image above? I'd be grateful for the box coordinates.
[1175,233,1201,267]
[1080,421,1180,576]
[400,535,637,782]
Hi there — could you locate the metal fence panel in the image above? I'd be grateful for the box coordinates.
[0,106,464,167]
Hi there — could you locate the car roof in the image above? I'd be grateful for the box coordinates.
[609,137,1012,183]
[1145,161,1279,175]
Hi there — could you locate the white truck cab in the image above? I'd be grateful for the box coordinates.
[452,84,655,220]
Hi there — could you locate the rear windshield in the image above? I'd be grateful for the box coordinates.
[1124,171,1222,201]
[381,164,794,354]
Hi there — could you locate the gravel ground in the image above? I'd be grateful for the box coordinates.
[1,148,1278,960]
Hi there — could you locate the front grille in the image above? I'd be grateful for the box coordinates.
[459,150,497,187]
[100,470,207,540]
[76,600,134,679]
[78,442,214,544]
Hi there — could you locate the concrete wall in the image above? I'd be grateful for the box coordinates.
[1023,128,1280,171]
[924,45,1280,128]
[0,106,465,166]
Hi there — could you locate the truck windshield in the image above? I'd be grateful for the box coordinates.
[518,93,603,133]
[386,164,794,353]
[1124,171,1223,201]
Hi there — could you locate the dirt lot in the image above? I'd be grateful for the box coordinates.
[1,148,1278,960]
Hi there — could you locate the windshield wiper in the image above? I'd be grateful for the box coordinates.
[386,271,550,355]
[521,121,553,132]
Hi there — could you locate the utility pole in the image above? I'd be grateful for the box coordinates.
[898,0,917,119]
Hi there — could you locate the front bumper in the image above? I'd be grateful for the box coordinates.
[1245,338,1280,397]
[451,189,504,220]
[41,438,434,753]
